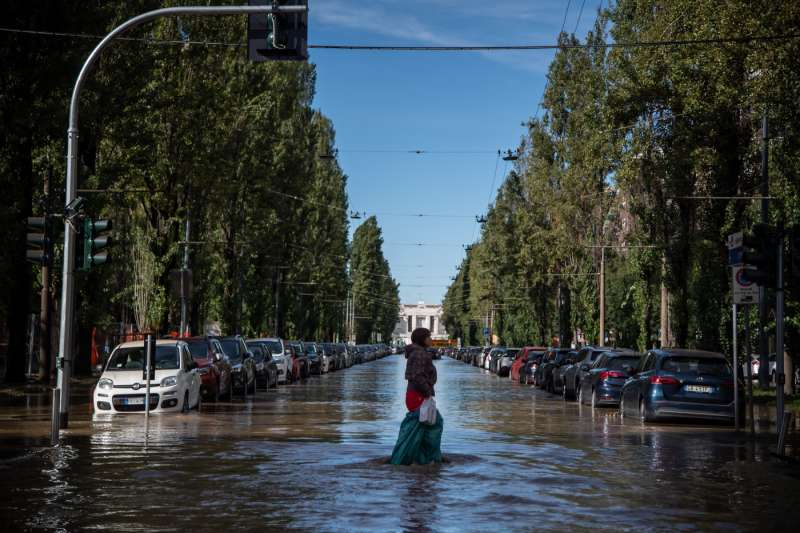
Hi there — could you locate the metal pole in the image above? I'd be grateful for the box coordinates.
[744,306,755,434]
[145,334,152,419]
[599,246,605,347]
[180,219,190,336]
[50,388,60,446]
[733,303,740,431]
[54,3,307,432]
[758,112,769,388]
[660,254,669,348]
[776,219,785,432]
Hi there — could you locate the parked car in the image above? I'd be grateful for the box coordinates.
[305,342,323,374]
[620,348,743,424]
[497,348,520,377]
[216,335,257,396]
[334,343,350,368]
[510,346,547,383]
[478,347,492,368]
[523,350,548,385]
[578,351,642,407]
[287,340,311,379]
[250,337,290,384]
[561,346,628,400]
[536,348,576,392]
[185,336,233,401]
[94,339,201,414]
[245,340,279,389]
[318,342,337,372]
[751,353,777,384]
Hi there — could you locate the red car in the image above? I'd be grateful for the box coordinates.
[184,336,233,401]
[510,346,548,383]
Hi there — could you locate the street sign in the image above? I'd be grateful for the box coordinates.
[483,327,490,336]
[732,266,760,305]
[727,231,743,250]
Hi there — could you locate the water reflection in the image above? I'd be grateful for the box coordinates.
[1,356,800,531]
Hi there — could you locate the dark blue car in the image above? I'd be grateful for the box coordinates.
[620,349,743,424]
[578,351,642,407]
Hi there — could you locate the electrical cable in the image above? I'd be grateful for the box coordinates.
[1,27,797,50]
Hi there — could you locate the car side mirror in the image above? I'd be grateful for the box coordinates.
[285,349,292,356]
[213,352,222,362]
[580,364,589,371]
[244,351,253,359]
[188,360,198,371]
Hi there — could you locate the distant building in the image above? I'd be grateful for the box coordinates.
[393,302,448,345]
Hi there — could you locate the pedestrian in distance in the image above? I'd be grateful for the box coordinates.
[390,327,444,465]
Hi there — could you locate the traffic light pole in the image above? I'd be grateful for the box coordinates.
[758,113,769,387]
[54,3,307,434]
[776,219,785,430]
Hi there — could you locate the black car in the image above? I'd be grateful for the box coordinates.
[215,335,257,396]
[578,351,642,407]
[305,342,323,374]
[245,340,279,389]
[561,346,630,400]
[536,348,576,392]
[521,349,547,384]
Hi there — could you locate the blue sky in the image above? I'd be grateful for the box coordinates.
[308,0,605,304]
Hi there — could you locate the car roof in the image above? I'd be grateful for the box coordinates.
[115,339,182,349]
[651,348,725,359]
[250,337,282,342]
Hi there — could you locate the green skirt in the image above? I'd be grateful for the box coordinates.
[389,409,443,465]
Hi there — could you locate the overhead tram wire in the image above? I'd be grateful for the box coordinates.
[1,27,798,50]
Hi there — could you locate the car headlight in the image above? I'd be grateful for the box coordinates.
[161,376,177,387]
[98,378,113,390]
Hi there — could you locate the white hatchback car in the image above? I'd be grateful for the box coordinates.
[94,339,201,414]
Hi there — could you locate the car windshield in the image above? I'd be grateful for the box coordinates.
[506,350,519,357]
[307,344,317,354]
[220,340,242,362]
[264,341,282,355]
[661,357,731,376]
[107,346,179,370]
[607,356,641,370]
[247,345,265,362]
[186,341,209,359]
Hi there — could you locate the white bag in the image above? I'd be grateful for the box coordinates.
[419,397,437,425]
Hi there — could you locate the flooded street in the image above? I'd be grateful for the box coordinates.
[2,355,799,532]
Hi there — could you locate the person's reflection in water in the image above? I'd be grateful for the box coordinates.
[399,469,441,532]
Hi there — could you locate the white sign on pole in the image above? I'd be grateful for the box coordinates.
[727,231,743,250]
[732,266,759,305]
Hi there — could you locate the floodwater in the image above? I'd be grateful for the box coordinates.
[1,356,799,532]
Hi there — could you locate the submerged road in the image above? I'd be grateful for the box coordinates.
[1,355,799,531]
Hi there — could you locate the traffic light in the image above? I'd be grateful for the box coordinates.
[26,217,50,265]
[247,0,308,61]
[78,218,112,271]
[741,223,778,288]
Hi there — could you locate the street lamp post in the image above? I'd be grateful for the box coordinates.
[54,4,307,435]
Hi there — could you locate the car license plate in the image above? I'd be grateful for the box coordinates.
[685,385,712,393]
[125,397,145,405]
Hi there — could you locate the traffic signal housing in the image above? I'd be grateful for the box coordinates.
[247,0,308,61]
[26,216,50,265]
[741,223,778,288]
[791,225,800,285]
[78,218,112,271]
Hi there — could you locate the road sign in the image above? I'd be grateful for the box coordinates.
[732,266,760,305]
[483,327,490,336]
[728,248,744,266]
[727,231,743,250]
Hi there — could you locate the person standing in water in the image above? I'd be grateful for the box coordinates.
[390,328,443,465]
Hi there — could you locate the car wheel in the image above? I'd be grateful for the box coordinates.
[619,397,625,419]
[639,398,647,422]
[578,385,584,405]
[562,382,567,400]
[591,389,597,409]
[182,391,190,413]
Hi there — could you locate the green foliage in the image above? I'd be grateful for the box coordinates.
[350,217,400,343]
[443,0,800,357]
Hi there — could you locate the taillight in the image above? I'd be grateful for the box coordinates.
[600,370,626,380]
[650,375,680,385]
